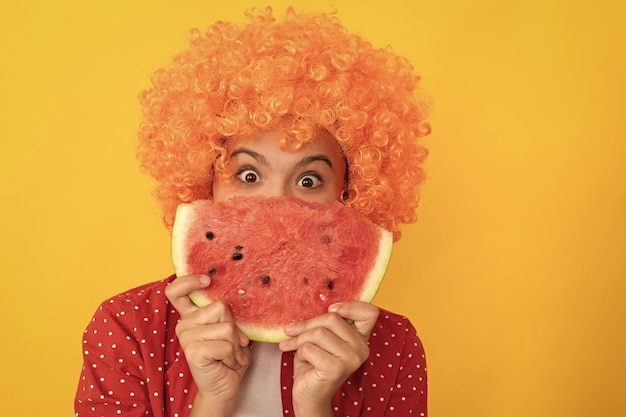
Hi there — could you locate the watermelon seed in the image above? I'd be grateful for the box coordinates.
[322,235,333,244]
[232,252,243,260]
[319,293,327,302]
[262,275,270,285]
[209,268,217,276]
[234,245,243,251]
[327,280,334,290]
[303,277,309,284]
[205,231,215,240]
[238,289,246,295]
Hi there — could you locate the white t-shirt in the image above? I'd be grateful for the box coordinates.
[232,342,283,416]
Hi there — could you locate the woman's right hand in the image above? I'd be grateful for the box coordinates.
[165,274,251,417]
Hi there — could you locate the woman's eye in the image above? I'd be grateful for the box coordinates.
[297,174,322,188]
[236,169,260,183]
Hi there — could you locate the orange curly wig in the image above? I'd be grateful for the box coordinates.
[137,7,430,241]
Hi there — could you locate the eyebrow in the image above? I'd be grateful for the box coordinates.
[230,148,268,165]
[297,155,334,169]
[230,148,334,169]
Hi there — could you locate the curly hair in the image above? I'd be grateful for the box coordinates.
[137,7,430,241]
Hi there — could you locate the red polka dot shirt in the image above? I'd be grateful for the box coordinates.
[75,276,428,416]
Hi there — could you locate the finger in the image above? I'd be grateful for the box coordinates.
[177,317,249,350]
[177,320,238,345]
[279,324,344,354]
[285,333,364,379]
[283,312,349,338]
[165,274,210,316]
[293,342,334,371]
[178,301,250,346]
[184,338,250,370]
[284,301,379,343]
[176,313,249,368]
[279,314,368,362]
[328,301,379,339]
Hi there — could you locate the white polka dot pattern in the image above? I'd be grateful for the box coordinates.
[75,276,427,416]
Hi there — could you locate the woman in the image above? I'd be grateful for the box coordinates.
[75,7,430,417]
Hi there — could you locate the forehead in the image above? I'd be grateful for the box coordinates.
[226,128,344,159]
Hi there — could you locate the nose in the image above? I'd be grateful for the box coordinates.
[264,181,293,198]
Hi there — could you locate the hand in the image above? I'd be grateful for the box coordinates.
[278,301,379,417]
[166,275,251,417]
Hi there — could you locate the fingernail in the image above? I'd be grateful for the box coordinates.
[328,303,340,312]
[199,275,210,286]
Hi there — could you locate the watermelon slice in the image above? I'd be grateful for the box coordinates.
[171,196,393,342]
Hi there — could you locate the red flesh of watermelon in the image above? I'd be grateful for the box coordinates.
[171,196,393,342]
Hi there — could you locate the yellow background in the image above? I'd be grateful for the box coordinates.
[1,0,624,416]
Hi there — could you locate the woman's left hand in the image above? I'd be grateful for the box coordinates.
[278,301,379,417]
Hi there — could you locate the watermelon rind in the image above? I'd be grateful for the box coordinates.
[171,203,195,277]
[358,229,393,301]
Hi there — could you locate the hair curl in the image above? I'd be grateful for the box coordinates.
[137,7,430,241]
